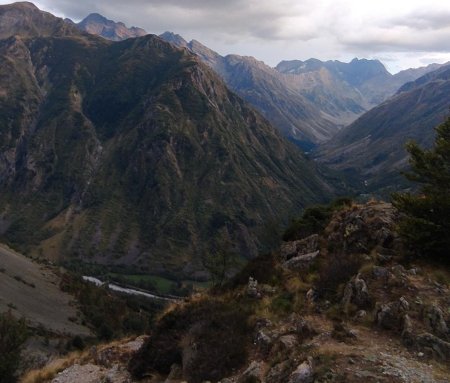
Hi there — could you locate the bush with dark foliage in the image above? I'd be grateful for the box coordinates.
[392,115,450,263]
[128,299,252,383]
[0,311,28,383]
[283,197,352,241]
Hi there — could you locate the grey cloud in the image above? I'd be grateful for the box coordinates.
[340,27,450,54]
[3,0,450,71]
[386,10,450,31]
[37,0,321,41]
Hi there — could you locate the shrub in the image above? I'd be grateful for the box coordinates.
[315,254,362,301]
[392,115,450,263]
[129,299,252,383]
[283,197,352,241]
[0,311,28,383]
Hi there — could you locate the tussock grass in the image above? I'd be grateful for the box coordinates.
[21,350,89,383]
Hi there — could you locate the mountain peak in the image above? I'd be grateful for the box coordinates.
[5,1,38,10]
[0,1,76,39]
[77,12,146,41]
[82,12,109,23]
[159,31,188,48]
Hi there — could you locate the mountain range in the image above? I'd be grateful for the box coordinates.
[74,13,444,149]
[1,2,450,278]
[0,2,336,279]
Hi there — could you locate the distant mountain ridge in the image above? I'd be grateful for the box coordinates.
[70,13,444,147]
[275,58,446,107]
[315,63,450,194]
[0,2,337,279]
[158,32,445,147]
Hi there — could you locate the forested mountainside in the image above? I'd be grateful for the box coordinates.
[0,2,336,280]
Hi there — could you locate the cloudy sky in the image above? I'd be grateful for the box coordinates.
[6,0,450,73]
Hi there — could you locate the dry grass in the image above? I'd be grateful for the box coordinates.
[21,350,90,383]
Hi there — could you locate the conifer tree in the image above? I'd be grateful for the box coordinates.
[392,115,450,262]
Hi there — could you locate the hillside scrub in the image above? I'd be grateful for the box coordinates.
[283,197,353,241]
[0,311,28,383]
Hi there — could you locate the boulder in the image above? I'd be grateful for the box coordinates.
[52,364,105,383]
[282,251,319,271]
[104,364,133,383]
[306,289,317,303]
[247,277,260,298]
[266,361,292,383]
[254,329,272,355]
[280,234,319,261]
[372,266,391,279]
[332,322,357,342]
[415,333,450,360]
[401,314,414,344]
[294,318,318,341]
[278,334,298,351]
[288,358,314,383]
[238,361,264,383]
[376,297,410,331]
[342,274,371,312]
[423,305,449,340]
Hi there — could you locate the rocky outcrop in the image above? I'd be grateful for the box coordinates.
[325,201,399,254]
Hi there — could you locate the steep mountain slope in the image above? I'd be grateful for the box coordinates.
[0,3,336,279]
[315,64,450,194]
[160,35,444,149]
[160,34,338,147]
[73,13,147,41]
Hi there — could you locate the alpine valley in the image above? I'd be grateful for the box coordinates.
[1,3,450,383]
